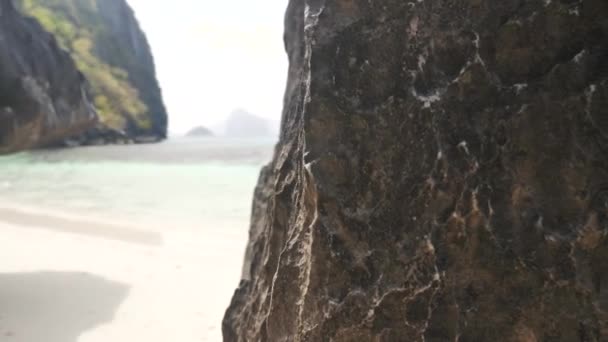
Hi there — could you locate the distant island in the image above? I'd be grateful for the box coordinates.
[185,126,214,137]
[223,109,274,138]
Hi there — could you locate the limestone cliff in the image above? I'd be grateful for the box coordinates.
[19,0,168,142]
[0,0,96,153]
[224,0,608,341]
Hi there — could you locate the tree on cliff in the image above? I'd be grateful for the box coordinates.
[19,0,167,139]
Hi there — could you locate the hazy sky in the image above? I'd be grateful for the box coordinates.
[125,0,289,134]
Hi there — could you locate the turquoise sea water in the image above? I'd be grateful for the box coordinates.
[0,137,275,231]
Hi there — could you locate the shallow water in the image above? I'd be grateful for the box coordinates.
[0,137,275,230]
[0,137,275,341]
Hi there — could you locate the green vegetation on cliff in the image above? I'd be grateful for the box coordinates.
[18,0,167,136]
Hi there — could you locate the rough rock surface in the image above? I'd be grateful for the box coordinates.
[0,0,96,153]
[19,0,168,142]
[224,0,608,341]
[93,0,168,138]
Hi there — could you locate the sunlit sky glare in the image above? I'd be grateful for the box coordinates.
[125,0,289,134]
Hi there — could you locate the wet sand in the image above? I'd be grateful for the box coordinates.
[0,206,247,342]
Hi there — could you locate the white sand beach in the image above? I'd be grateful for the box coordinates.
[0,205,248,342]
[0,138,272,342]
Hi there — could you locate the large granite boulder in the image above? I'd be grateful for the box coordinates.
[0,0,96,153]
[224,0,608,341]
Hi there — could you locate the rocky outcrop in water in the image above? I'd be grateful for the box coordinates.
[19,0,168,143]
[0,0,96,153]
[186,126,214,137]
[224,0,608,340]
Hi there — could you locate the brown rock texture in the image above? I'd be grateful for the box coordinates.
[0,0,96,153]
[224,0,608,341]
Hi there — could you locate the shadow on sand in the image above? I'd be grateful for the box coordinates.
[0,207,163,246]
[0,271,129,342]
